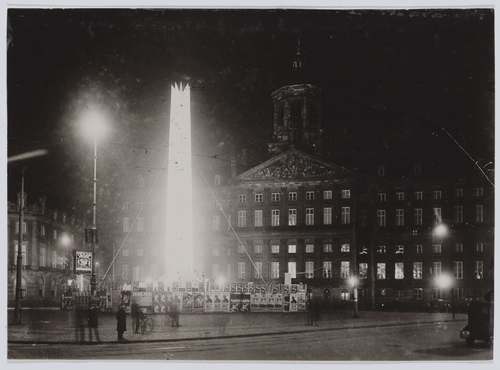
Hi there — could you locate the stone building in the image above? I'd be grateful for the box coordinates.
[7,196,87,306]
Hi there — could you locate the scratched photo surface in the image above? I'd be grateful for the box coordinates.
[6,8,494,361]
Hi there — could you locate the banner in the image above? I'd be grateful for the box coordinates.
[74,251,92,273]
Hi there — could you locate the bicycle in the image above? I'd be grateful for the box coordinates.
[139,314,154,334]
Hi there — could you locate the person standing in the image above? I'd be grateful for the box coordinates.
[131,302,140,334]
[87,299,101,343]
[74,303,85,343]
[171,297,180,327]
[116,304,127,341]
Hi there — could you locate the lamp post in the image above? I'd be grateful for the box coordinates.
[348,275,359,318]
[14,170,25,325]
[435,273,454,317]
[79,107,109,296]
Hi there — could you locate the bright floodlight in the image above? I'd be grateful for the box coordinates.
[435,273,453,289]
[165,83,193,283]
[347,275,359,288]
[59,232,72,248]
[433,223,449,238]
[216,276,226,287]
[79,106,110,142]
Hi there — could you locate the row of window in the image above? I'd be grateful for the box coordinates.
[238,189,351,203]
[14,221,74,241]
[212,260,486,281]
[377,187,485,202]
[14,241,68,269]
[226,241,486,257]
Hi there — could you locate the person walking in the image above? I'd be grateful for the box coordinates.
[116,304,127,341]
[87,300,101,343]
[131,302,140,334]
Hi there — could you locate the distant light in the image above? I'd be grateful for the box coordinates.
[433,223,449,238]
[435,273,453,289]
[8,149,48,163]
[59,232,72,248]
[216,276,226,287]
[347,275,359,288]
[78,106,110,142]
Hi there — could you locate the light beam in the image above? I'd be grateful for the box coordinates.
[165,83,193,283]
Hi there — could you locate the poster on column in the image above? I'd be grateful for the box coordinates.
[193,293,205,313]
[182,292,193,312]
[250,293,260,312]
[213,293,222,311]
[289,293,298,312]
[241,293,250,312]
[221,292,230,312]
[205,294,214,312]
[297,292,306,312]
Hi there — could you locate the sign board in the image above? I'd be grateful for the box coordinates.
[132,290,153,307]
[74,251,92,273]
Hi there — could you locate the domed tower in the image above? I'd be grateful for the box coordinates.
[268,38,323,154]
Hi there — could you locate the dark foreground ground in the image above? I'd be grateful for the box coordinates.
[7,309,493,361]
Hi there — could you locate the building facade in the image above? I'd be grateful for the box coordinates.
[7,196,87,306]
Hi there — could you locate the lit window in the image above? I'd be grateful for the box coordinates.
[237,262,246,280]
[433,207,442,224]
[414,288,424,300]
[254,262,263,279]
[254,210,263,227]
[340,261,350,279]
[378,192,387,202]
[305,244,314,253]
[413,262,423,279]
[305,261,314,279]
[474,260,484,279]
[271,192,280,202]
[377,263,386,279]
[376,245,387,254]
[455,243,463,253]
[323,207,332,225]
[415,191,423,200]
[395,245,405,254]
[305,208,314,225]
[341,207,351,225]
[416,244,423,254]
[288,192,297,201]
[431,261,442,276]
[340,243,350,253]
[359,263,368,279]
[341,189,351,199]
[39,246,46,267]
[414,208,423,225]
[395,262,404,279]
[253,244,263,254]
[454,261,463,280]
[395,209,405,226]
[237,210,247,227]
[432,244,442,254]
[255,193,264,203]
[53,229,58,240]
[40,224,46,236]
[305,191,315,201]
[287,262,297,279]
[271,209,280,226]
[239,194,246,203]
[288,244,296,254]
[271,244,280,254]
[323,243,333,253]
[271,262,280,279]
[396,192,405,201]
[323,261,333,279]
[288,209,297,226]
[433,190,442,200]
[323,190,332,200]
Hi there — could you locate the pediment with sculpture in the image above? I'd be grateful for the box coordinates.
[238,150,347,181]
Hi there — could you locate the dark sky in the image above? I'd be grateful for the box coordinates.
[7,8,494,210]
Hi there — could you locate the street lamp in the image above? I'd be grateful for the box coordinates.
[79,106,109,296]
[348,275,360,318]
[433,223,449,239]
[434,273,455,317]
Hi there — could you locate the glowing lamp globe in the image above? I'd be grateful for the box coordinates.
[347,276,359,288]
[433,223,449,238]
[435,274,453,290]
[59,232,72,248]
[79,107,110,142]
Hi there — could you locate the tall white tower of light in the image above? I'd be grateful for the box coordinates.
[165,83,193,283]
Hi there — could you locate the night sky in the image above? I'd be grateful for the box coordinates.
[7,8,494,212]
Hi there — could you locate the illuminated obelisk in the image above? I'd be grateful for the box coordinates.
[165,83,193,283]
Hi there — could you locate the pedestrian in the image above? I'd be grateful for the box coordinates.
[170,297,180,327]
[305,294,313,326]
[131,302,140,334]
[88,300,101,343]
[116,304,127,341]
[74,304,85,343]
